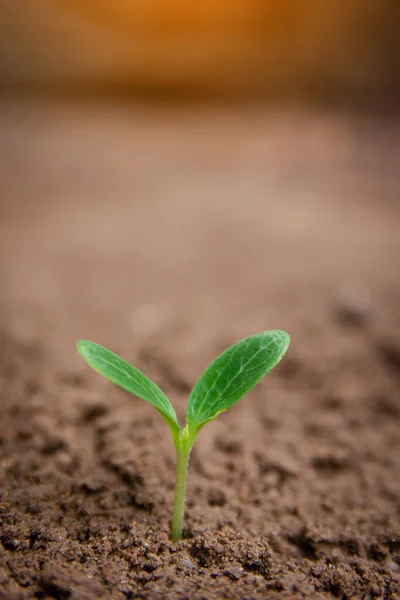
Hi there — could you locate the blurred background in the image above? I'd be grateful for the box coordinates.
[1,0,399,102]
[0,0,399,365]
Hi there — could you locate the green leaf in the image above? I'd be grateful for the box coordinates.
[77,341,180,441]
[186,330,290,432]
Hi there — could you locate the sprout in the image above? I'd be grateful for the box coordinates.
[77,330,290,541]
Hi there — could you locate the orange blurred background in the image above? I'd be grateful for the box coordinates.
[1,0,399,102]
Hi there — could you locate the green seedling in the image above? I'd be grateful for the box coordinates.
[77,330,290,541]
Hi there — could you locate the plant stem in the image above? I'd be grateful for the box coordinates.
[171,438,192,542]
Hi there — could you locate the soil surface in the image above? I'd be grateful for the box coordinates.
[0,99,399,599]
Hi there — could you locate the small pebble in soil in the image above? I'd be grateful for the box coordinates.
[179,556,197,573]
[333,282,372,328]
[78,477,104,494]
[223,566,243,581]
[56,451,79,473]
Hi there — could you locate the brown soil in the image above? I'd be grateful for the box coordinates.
[0,100,399,599]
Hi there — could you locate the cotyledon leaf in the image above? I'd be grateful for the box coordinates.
[77,341,180,440]
[186,330,290,432]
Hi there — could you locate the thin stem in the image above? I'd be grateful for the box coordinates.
[171,437,192,542]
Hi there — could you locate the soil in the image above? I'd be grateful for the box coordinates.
[0,99,399,599]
